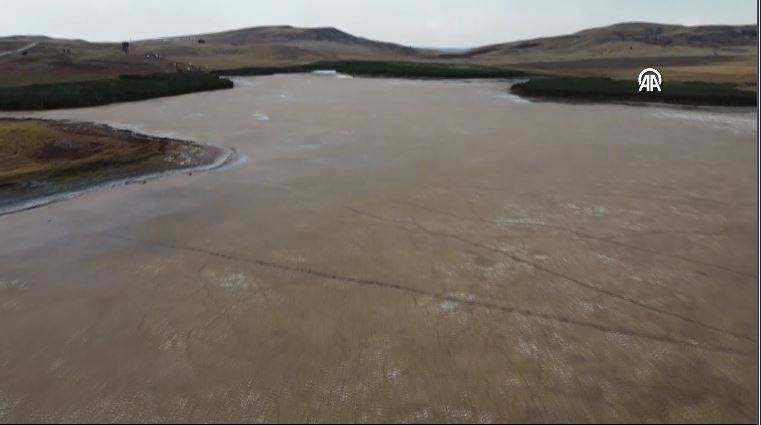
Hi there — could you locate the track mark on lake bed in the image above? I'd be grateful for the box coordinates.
[100,232,752,356]
[392,198,756,279]
[345,206,755,344]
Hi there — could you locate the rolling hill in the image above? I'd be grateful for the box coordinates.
[154,25,417,54]
[0,26,426,86]
[463,22,757,59]
[134,25,423,70]
[0,22,756,87]
[457,22,757,85]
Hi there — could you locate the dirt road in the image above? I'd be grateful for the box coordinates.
[0,42,38,58]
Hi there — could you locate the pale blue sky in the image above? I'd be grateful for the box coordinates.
[1,0,756,47]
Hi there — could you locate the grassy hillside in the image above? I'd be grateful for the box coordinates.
[0,27,428,87]
[158,25,419,55]
[462,23,757,60]
[456,23,758,87]
[0,72,233,111]
[2,22,755,89]
[0,38,177,87]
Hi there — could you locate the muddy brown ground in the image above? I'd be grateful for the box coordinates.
[0,75,757,422]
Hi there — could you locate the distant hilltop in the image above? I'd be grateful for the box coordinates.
[147,25,418,56]
[459,22,757,60]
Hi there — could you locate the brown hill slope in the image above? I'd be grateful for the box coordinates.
[0,26,425,86]
[136,25,422,70]
[0,37,172,86]
[464,22,757,59]
[458,22,757,86]
[159,25,417,54]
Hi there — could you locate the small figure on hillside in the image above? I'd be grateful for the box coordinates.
[121,42,130,55]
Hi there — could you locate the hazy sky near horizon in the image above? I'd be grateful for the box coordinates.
[1,0,756,47]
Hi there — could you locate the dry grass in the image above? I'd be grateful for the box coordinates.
[0,119,217,204]
[473,55,758,86]
[0,120,159,181]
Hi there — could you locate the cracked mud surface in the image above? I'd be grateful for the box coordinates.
[0,75,757,422]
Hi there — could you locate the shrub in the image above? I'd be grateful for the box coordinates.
[510,77,756,107]
[215,61,527,79]
[0,73,234,111]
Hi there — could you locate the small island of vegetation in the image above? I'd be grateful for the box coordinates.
[0,119,228,213]
[510,77,757,107]
[0,73,234,111]
[215,60,528,79]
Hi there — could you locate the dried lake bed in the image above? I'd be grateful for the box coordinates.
[0,74,757,422]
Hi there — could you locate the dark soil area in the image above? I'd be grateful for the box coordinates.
[215,60,528,79]
[0,73,234,111]
[510,76,757,106]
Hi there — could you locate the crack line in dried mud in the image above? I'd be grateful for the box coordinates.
[101,232,752,356]
[344,206,754,344]
[391,199,756,279]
